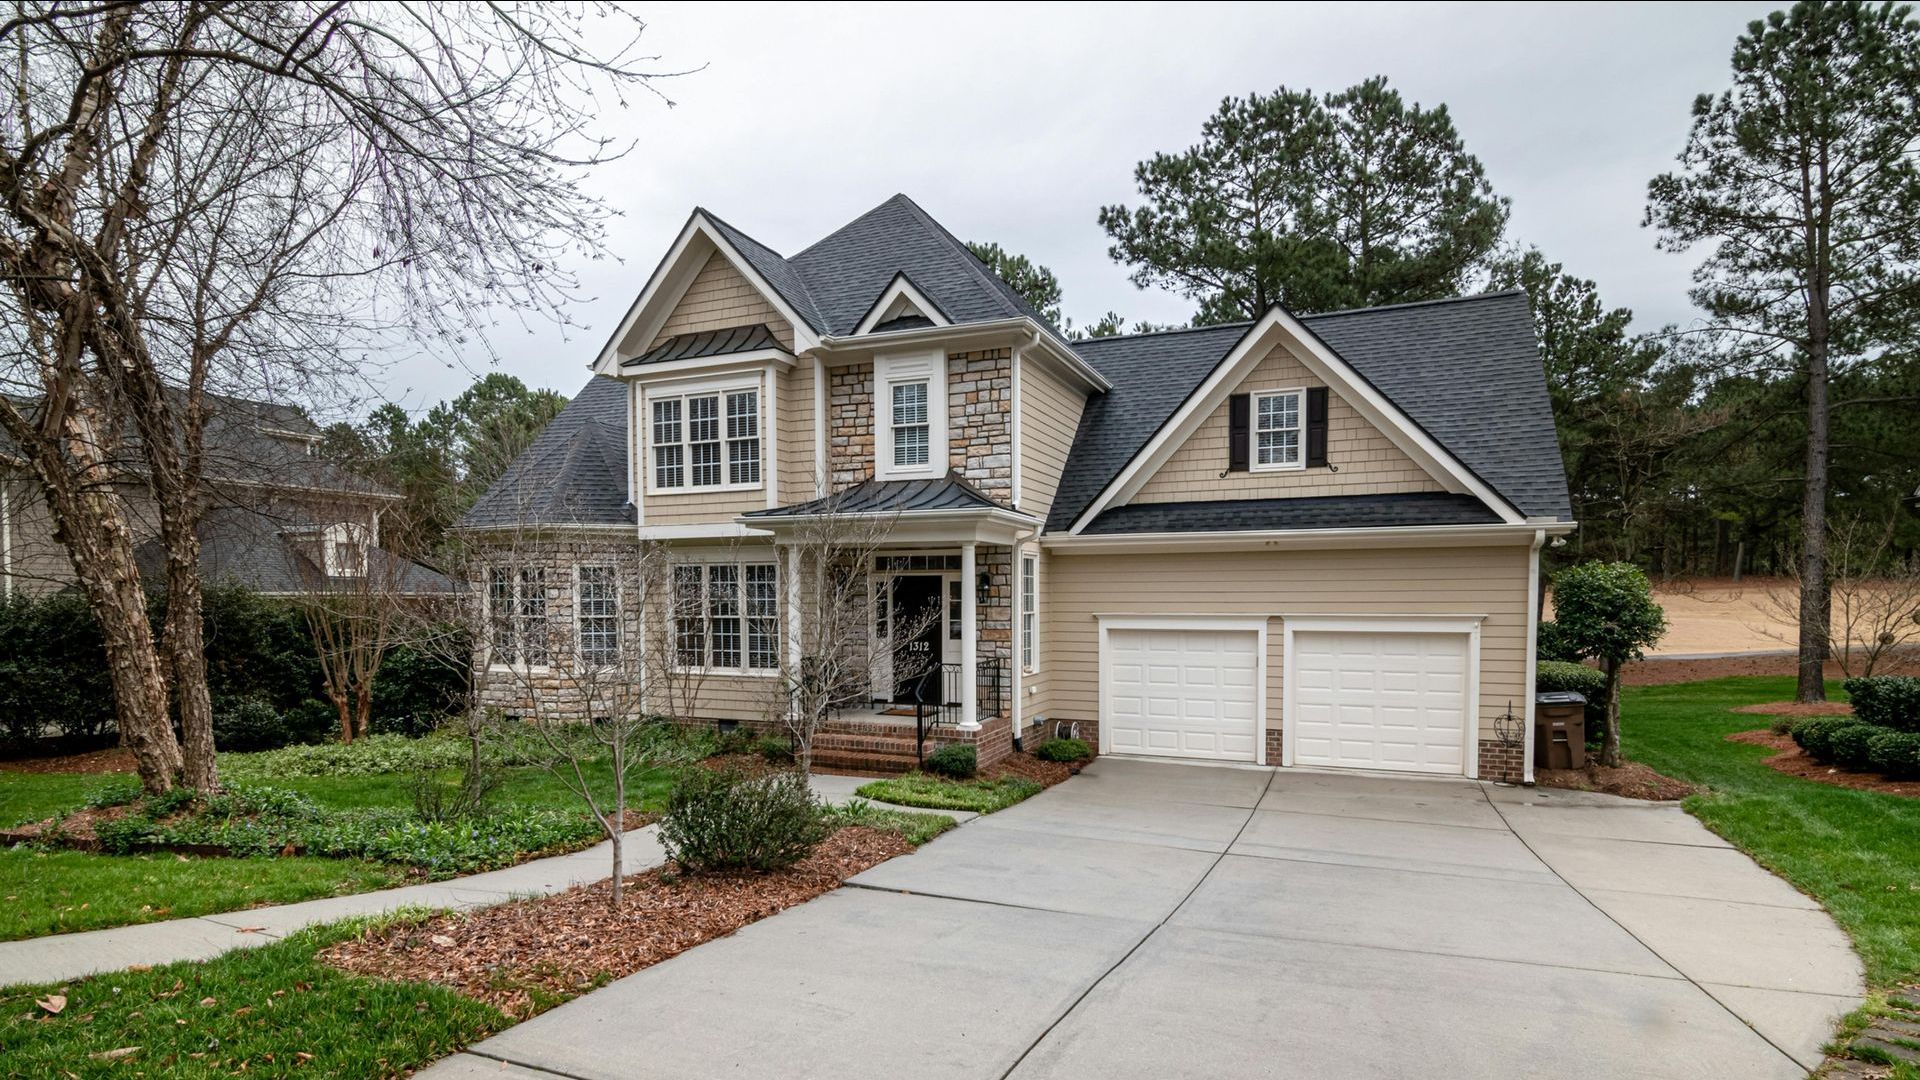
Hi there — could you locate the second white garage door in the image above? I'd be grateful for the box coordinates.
[1103,627,1259,761]
[1289,630,1470,775]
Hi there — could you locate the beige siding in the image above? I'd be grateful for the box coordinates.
[778,360,818,506]
[652,253,795,351]
[1132,342,1443,504]
[1041,543,1532,743]
[1017,357,1086,520]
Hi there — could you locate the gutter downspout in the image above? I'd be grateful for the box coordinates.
[1523,528,1545,785]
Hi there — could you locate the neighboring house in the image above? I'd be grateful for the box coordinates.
[0,394,454,600]
[461,194,1573,781]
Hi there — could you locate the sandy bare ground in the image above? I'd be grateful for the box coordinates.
[1551,576,1912,658]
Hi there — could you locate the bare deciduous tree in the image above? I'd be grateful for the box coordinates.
[0,3,678,793]
[288,523,406,743]
[1761,518,1920,679]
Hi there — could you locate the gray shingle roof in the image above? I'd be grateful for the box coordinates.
[742,473,1006,518]
[459,375,633,530]
[1046,291,1571,532]
[625,324,783,367]
[134,506,455,595]
[1080,493,1502,535]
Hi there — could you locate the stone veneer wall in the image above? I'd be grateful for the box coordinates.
[947,348,1013,505]
[826,361,875,491]
[470,538,642,723]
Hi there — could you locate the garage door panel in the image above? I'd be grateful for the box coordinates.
[1290,630,1469,776]
[1105,627,1259,763]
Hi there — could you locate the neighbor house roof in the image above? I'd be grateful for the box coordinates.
[1047,291,1572,532]
[741,473,1005,519]
[459,375,632,530]
[1078,493,1504,535]
[133,505,455,596]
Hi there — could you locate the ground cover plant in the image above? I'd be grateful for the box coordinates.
[854,770,1043,814]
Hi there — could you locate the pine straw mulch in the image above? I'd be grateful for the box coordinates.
[0,747,136,774]
[1726,729,1920,799]
[1533,760,1697,801]
[1730,701,1856,718]
[989,751,1072,787]
[318,825,913,1020]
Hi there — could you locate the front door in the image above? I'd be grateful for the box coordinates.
[890,574,945,704]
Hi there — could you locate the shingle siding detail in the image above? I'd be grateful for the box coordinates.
[652,252,795,352]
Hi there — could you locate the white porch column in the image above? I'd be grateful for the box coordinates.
[959,540,979,731]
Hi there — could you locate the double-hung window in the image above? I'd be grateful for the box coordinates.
[1020,554,1038,672]
[671,562,780,673]
[488,567,549,666]
[1253,388,1303,470]
[576,566,620,667]
[651,388,759,491]
[891,381,930,468]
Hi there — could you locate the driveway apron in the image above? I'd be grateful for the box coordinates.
[429,758,1861,1080]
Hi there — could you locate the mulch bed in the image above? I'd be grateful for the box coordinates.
[0,803,141,846]
[1730,701,1855,718]
[1534,761,1697,801]
[0,747,136,775]
[1623,653,1892,686]
[989,751,1072,787]
[1726,729,1920,799]
[319,825,912,1019]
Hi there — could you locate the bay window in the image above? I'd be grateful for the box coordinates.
[671,561,780,673]
[488,566,548,666]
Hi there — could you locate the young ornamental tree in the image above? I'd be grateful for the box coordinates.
[1551,562,1668,768]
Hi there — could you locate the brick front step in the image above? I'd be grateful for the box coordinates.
[810,729,933,775]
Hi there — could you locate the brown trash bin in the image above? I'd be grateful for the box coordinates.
[1534,692,1588,770]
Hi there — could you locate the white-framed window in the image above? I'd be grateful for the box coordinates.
[1252,388,1304,471]
[488,566,549,667]
[891,380,930,468]
[650,387,760,492]
[875,351,946,480]
[670,561,780,673]
[1020,553,1038,672]
[576,565,620,667]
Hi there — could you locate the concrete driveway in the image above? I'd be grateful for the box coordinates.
[427,759,1863,1080]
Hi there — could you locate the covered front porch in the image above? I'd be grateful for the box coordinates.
[740,474,1034,769]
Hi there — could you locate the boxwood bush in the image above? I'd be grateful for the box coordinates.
[1841,676,1920,733]
[1868,730,1920,779]
[1793,717,1882,765]
[1535,661,1607,698]
[1829,722,1882,770]
[924,743,977,779]
[1035,737,1091,763]
[660,767,828,873]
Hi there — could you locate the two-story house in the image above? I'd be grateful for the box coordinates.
[460,194,1574,781]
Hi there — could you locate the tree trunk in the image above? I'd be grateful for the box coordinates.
[1797,293,1833,703]
[1599,656,1623,768]
[354,682,374,740]
[161,529,219,791]
[608,753,625,908]
[332,690,353,743]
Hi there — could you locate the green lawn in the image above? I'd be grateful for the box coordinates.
[1623,676,1920,989]
[0,758,677,943]
[854,771,1043,813]
[0,916,508,1078]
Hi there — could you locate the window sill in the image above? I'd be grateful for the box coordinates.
[488,663,553,674]
[1248,461,1307,474]
[647,482,764,497]
[670,667,781,679]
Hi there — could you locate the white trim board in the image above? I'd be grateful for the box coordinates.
[1066,308,1526,533]
[852,273,952,335]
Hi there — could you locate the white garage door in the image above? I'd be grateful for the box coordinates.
[1103,628,1259,761]
[1290,631,1469,775]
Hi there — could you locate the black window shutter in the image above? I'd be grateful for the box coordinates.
[1306,387,1329,468]
[1227,393,1250,472]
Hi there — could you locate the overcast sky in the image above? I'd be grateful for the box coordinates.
[375,1,1775,413]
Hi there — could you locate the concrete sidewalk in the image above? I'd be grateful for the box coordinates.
[0,826,665,987]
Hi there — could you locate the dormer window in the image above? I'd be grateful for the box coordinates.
[875,351,946,480]
[1252,388,1304,471]
[650,386,760,492]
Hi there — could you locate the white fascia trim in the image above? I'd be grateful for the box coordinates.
[637,522,774,541]
[818,318,1110,393]
[852,274,952,335]
[1066,310,1524,533]
[619,348,794,381]
[1094,614,1269,764]
[592,213,819,374]
[738,506,1043,530]
[457,523,640,542]
[1280,616,1482,779]
[1043,521,1571,555]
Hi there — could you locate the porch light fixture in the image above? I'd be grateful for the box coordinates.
[976,574,992,605]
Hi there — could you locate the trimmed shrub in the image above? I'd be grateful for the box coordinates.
[1535,619,1581,663]
[1830,722,1881,770]
[212,697,293,752]
[924,743,977,779]
[660,767,829,873]
[756,735,794,764]
[1035,737,1092,763]
[1868,730,1920,779]
[1535,660,1606,698]
[1842,676,1920,733]
[1791,716,1856,763]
